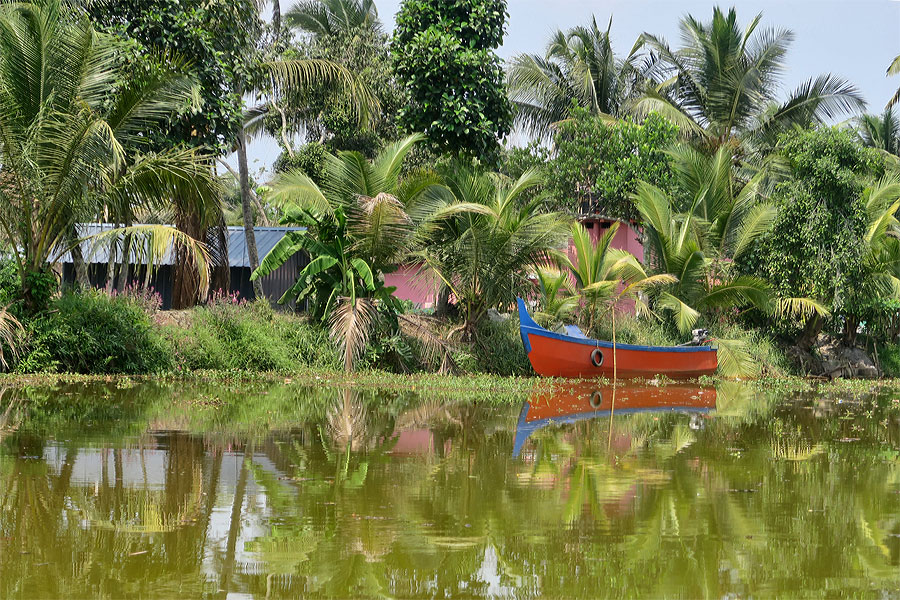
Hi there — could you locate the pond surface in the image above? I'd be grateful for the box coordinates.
[1,379,899,598]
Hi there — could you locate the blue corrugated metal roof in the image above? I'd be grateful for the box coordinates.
[61,224,306,268]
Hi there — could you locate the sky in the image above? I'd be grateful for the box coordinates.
[239,0,900,178]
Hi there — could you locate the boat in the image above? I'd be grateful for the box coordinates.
[513,382,717,457]
[517,298,718,379]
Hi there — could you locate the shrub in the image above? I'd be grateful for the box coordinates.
[16,290,171,373]
[470,316,532,377]
[164,299,340,373]
[877,342,900,378]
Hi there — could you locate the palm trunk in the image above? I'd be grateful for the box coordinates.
[272,0,281,36]
[115,218,133,292]
[798,313,823,350]
[236,101,264,301]
[171,209,203,309]
[71,244,90,289]
[435,284,451,317]
[104,223,118,292]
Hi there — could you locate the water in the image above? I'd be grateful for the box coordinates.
[1,380,899,598]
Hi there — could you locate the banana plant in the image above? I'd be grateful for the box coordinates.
[251,134,474,370]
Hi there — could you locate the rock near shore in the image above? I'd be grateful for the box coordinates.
[789,336,880,379]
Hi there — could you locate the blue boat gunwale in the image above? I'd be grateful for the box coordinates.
[516,298,715,354]
[513,401,714,457]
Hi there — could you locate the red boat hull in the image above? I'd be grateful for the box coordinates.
[517,299,717,379]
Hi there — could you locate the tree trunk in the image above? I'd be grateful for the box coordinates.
[71,244,90,289]
[115,219,133,292]
[237,118,264,301]
[171,208,203,309]
[104,224,118,292]
[272,0,281,36]
[435,284,451,317]
[843,315,860,347]
[797,313,823,351]
[207,216,231,296]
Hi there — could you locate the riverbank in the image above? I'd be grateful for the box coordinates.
[4,289,899,383]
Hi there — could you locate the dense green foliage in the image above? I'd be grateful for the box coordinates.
[0,0,218,311]
[4,1,900,379]
[549,109,678,218]
[752,129,882,317]
[88,0,260,153]
[276,27,400,157]
[16,291,172,374]
[273,141,329,184]
[392,0,513,162]
[420,167,570,335]
[164,299,340,372]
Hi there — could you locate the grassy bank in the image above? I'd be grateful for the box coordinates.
[3,289,539,378]
[9,287,897,384]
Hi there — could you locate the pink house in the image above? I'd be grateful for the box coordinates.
[575,216,644,260]
[384,263,440,307]
[387,216,644,308]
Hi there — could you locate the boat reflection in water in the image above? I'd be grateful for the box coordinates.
[513,382,718,457]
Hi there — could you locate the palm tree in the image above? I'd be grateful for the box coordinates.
[566,221,646,333]
[634,7,865,152]
[235,43,380,300]
[506,17,643,139]
[532,267,578,328]
[420,168,570,337]
[0,307,22,370]
[633,145,827,337]
[887,54,900,108]
[857,108,900,159]
[841,174,900,344]
[285,0,380,38]
[252,134,465,369]
[0,0,217,311]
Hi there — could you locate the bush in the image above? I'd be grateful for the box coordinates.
[877,342,900,378]
[16,289,171,373]
[0,260,19,306]
[164,298,340,373]
[468,316,532,377]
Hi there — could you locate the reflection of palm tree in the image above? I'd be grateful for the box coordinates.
[217,446,251,599]
[326,389,370,452]
[0,389,24,442]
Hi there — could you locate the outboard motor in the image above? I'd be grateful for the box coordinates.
[679,328,710,347]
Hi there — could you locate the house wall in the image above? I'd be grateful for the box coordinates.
[384,220,645,310]
[384,264,439,308]
[578,218,643,260]
[61,253,309,312]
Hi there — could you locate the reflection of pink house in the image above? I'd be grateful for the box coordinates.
[388,429,451,456]
[387,216,644,308]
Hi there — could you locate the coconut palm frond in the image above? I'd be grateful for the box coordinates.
[86,225,212,300]
[657,292,700,334]
[329,297,377,372]
[0,308,24,370]
[507,17,642,139]
[285,0,380,38]
[714,337,758,378]
[887,54,900,109]
[533,267,578,326]
[397,313,457,374]
[773,297,830,322]
[261,58,380,129]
